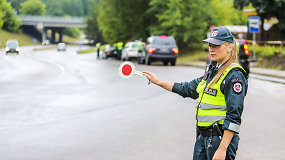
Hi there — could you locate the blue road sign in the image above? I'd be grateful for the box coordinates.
[33,38,37,43]
[249,16,260,33]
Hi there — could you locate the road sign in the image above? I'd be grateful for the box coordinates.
[249,16,260,33]
[119,61,145,79]
[33,38,37,43]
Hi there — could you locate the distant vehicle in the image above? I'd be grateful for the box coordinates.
[57,43,66,51]
[102,44,117,59]
[121,41,146,61]
[236,39,250,76]
[139,35,179,66]
[5,39,20,54]
[42,40,49,45]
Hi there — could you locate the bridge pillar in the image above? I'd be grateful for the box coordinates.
[59,29,63,43]
[51,29,56,44]
[42,28,47,42]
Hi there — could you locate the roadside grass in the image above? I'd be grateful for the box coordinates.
[0,29,36,47]
[77,48,96,54]
[177,50,207,63]
[33,46,57,51]
[63,35,83,42]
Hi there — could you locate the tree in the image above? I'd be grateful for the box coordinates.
[85,1,104,44]
[234,0,285,39]
[148,0,210,49]
[209,0,247,26]
[0,0,21,32]
[7,0,26,13]
[97,0,151,43]
[19,0,46,16]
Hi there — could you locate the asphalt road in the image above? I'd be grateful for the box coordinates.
[0,46,284,160]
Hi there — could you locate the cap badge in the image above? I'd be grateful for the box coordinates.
[211,31,218,37]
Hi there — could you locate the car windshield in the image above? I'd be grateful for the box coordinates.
[153,37,176,45]
[6,41,18,48]
[132,44,137,48]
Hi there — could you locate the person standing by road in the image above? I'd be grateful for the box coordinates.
[116,41,124,60]
[96,42,101,59]
[143,26,248,160]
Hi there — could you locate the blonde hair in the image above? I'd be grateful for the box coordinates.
[206,39,239,91]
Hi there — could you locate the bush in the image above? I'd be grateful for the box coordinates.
[248,44,279,58]
[63,27,81,38]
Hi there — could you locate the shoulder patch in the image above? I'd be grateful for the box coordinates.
[233,82,242,94]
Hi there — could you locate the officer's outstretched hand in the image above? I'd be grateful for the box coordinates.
[143,71,160,85]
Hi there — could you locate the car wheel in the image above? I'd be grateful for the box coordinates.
[171,59,176,66]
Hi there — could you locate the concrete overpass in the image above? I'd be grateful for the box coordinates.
[18,16,87,43]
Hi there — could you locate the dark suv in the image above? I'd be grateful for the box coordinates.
[236,39,250,76]
[139,36,179,66]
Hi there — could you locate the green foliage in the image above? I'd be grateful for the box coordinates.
[0,0,21,32]
[248,44,279,57]
[19,0,46,16]
[46,0,87,16]
[77,48,96,54]
[151,0,209,49]
[63,27,81,38]
[209,0,247,26]
[97,0,150,44]
[0,0,5,28]
[85,1,104,44]
[7,0,26,13]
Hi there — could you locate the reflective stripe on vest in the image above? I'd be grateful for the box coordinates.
[196,63,245,127]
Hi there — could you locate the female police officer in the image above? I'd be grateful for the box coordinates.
[143,26,248,160]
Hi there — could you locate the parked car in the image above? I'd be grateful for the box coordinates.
[102,44,117,59]
[139,35,179,66]
[57,43,66,51]
[236,39,250,76]
[5,39,20,54]
[121,41,146,61]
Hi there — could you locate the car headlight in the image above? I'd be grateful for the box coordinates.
[16,47,20,51]
[6,47,9,52]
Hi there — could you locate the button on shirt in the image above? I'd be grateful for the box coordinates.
[172,65,248,133]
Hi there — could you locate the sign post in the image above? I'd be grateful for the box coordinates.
[249,16,260,61]
[33,38,37,50]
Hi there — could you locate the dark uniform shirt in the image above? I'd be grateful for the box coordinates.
[172,64,248,133]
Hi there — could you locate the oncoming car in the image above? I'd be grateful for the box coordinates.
[57,43,66,51]
[6,39,20,54]
[139,35,179,66]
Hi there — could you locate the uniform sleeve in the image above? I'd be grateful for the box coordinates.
[221,69,248,133]
[171,77,203,99]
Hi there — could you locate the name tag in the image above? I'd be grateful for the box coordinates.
[205,88,217,96]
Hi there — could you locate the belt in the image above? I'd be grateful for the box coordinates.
[197,125,224,137]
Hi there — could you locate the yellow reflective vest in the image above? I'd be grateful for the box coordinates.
[196,63,245,127]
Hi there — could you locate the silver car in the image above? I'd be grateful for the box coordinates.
[57,43,66,51]
[6,40,20,54]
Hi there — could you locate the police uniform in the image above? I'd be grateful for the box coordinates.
[172,61,248,159]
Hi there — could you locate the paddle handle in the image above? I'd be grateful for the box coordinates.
[134,70,145,76]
